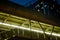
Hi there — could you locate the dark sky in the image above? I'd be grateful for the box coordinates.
[9,0,60,7]
[10,0,38,7]
[57,0,60,5]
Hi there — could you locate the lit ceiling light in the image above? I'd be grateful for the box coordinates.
[0,22,60,37]
[37,9,40,12]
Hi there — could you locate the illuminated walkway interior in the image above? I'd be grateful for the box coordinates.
[0,12,60,40]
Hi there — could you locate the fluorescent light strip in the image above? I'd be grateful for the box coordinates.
[40,22,52,27]
[0,22,60,37]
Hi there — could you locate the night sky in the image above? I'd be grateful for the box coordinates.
[57,0,60,5]
[9,0,38,7]
[9,0,60,7]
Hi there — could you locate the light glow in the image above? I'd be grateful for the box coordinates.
[0,22,60,37]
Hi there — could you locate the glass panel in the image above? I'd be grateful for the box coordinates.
[53,26,60,34]
[24,30,31,38]
[7,17,24,26]
[31,32,38,39]
[31,20,42,30]
[22,20,29,28]
[39,33,44,40]
[40,22,53,32]
[0,15,6,22]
